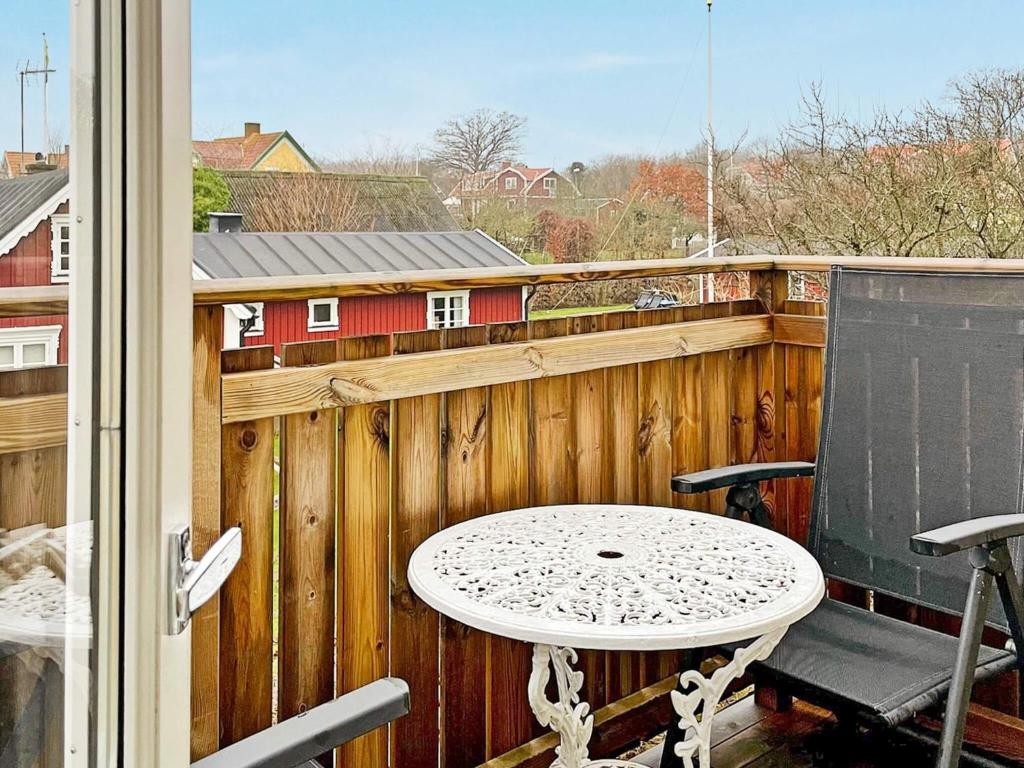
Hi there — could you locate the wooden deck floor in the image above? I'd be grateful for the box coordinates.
[629,697,985,768]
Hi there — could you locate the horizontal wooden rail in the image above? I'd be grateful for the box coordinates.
[221,314,772,422]
[193,256,775,304]
[772,255,1024,273]
[0,393,68,453]
[5,257,1023,316]
[0,285,69,317]
[773,314,826,348]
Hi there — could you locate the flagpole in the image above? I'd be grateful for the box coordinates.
[705,0,715,301]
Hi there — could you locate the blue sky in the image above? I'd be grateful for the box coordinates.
[3,1,1023,166]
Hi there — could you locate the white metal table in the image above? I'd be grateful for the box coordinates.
[408,504,824,768]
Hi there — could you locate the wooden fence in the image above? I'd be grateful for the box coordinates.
[2,255,1024,767]
[0,364,68,768]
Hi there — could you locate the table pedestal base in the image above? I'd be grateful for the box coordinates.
[527,628,788,768]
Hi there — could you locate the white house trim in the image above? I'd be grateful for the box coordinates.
[192,262,261,348]
[307,297,339,331]
[50,213,72,282]
[0,324,62,368]
[426,289,471,329]
[0,182,70,257]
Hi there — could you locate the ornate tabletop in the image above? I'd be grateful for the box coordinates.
[409,504,824,768]
[408,504,824,651]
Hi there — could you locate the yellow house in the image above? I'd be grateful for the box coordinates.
[192,121,319,172]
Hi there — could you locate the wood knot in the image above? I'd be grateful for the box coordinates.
[240,428,258,450]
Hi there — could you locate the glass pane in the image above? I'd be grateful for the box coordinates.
[2,13,93,766]
[450,296,463,309]
[22,343,47,365]
[313,303,331,323]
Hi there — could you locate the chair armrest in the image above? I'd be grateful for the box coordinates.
[671,461,816,494]
[191,677,410,768]
[910,514,1024,557]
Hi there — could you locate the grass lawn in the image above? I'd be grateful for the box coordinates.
[529,303,632,319]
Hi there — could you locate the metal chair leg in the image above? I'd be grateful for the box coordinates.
[936,562,992,768]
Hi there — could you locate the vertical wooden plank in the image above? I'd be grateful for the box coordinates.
[192,305,223,760]
[702,303,735,515]
[441,325,490,768]
[604,311,639,507]
[529,317,576,506]
[484,321,538,755]
[572,314,608,505]
[637,308,686,683]
[390,329,443,768]
[672,307,707,514]
[219,346,276,746]
[601,310,645,701]
[637,309,675,509]
[338,334,392,768]
[567,314,609,707]
[279,340,337,768]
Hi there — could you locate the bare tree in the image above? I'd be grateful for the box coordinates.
[431,109,526,174]
[243,173,362,232]
[720,70,1024,259]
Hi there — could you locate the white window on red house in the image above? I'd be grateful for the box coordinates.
[307,298,339,331]
[504,176,517,190]
[50,214,71,282]
[0,325,61,369]
[426,290,470,329]
[543,177,556,194]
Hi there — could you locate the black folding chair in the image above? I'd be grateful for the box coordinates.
[670,267,1024,767]
[190,677,409,768]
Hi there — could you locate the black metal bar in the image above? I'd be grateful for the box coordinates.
[936,563,992,768]
[190,678,409,768]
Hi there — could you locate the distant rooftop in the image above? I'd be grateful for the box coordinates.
[221,171,459,233]
[192,229,526,279]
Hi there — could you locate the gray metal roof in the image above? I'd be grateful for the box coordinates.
[0,169,69,247]
[192,230,526,279]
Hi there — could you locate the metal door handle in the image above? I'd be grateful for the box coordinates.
[168,524,242,634]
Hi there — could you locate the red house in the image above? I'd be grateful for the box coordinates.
[192,218,527,353]
[0,169,71,367]
[449,162,578,217]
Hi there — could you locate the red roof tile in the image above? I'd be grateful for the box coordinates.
[3,150,69,178]
[192,131,285,170]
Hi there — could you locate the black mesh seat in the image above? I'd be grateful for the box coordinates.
[670,268,1024,768]
[737,599,1015,726]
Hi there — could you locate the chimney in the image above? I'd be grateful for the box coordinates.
[208,212,243,233]
[25,152,57,174]
[244,122,261,138]
[500,161,512,170]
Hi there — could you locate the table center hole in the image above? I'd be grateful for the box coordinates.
[597,549,625,560]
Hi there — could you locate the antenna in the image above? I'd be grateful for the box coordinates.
[16,35,57,175]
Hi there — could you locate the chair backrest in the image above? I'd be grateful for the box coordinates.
[808,267,1024,631]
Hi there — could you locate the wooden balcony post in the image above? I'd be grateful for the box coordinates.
[191,305,224,759]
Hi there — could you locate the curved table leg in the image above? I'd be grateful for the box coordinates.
[528,644,643,768]
[670,627,789,768]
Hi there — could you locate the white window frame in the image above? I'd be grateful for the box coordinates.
[246,302,265,336]
[543,176,556,192]
[504,176,517,190]
[0,324,61,369]
[426,289,470,329]
[307,297,339,331]
[50,213,71,282]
